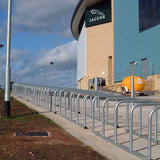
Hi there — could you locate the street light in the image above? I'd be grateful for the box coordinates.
[4,0,12,118]
[0,44,4,48]
[0,44,4,89]
[50,62,54,87]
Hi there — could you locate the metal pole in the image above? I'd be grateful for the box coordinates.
[94,77,98,107]
[50,62,54,87]
[0,44,4,89]
[94,77,98,92]
[131,77,134,98]
[4,0,12,118]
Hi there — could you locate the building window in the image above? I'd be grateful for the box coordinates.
[139,0,160,32]
[141,58,147,79]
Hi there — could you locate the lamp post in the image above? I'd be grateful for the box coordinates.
[0,44,4,89]
[50,62,54,87]
[4,0,12,118]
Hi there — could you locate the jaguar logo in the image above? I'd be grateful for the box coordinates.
[90,9,104,16]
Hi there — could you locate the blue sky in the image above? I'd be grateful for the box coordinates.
[0,0,79,88]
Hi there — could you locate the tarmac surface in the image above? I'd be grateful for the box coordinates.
[13,94,160,160]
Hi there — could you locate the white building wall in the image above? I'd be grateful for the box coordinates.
[77,23,86,81]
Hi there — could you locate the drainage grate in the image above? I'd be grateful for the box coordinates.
[16,131,49,137]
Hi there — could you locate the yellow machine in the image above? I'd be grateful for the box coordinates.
[121,76,144,95]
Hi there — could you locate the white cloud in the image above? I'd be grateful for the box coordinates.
[10,40,77,87]
[17,67,31,76]
[12,0,79,37]
[1,0,79,88]
[36,40,77,69]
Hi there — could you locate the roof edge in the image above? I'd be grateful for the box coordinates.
[71,0,104,40]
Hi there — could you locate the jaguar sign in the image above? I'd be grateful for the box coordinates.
[85,1,111,27]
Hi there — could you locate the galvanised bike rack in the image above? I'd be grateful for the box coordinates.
[12,83,160,160]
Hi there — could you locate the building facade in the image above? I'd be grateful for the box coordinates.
[114,0,160,91]
[71,0,160,92]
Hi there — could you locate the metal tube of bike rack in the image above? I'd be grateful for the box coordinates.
[106,101,109,124]
[40,88,44,107]
[76,93,81,124]
[97,97,100,120]
[102,98,110,137]
[27,86,29,101]
[31,86,34,102]
[154,108,158,143]
[126,102,129,132]
[148,106,160,160]
[32,87,36,104]
[114,100,132,143]
[129,104,137,150]
[29,86,32,101]
[36,87,39,105]
[130,103,160,151]
[139,105,142,137]
[42,88,47,109]
[64,91,69,117]
[30,86,32,102]
[114,101,121,143]
[69,92,74,120]
[92,96,98,132]
[90,96,92,117]
[104,96,128,126]
[49,91,53,112]
[38,87,42,106]
[35,87,37,104]
[37,87,41,105]
[44,88,48,109]
[54,89,59,114]
[45,88,49,109]
[33,87,36,104]
[28,86,30,101]
[46,88,51,110]
[37,87,40,105]
[68,92,70,110]
[45,88,48,109]
[29,86,32,102]
[59,89,65,116]
[114,99,153,144]
[83,94,90,129]
[23,85,26,99]
[73,94,75,112]
[34,87,37,105]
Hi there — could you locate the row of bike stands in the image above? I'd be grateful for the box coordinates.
[12,83,160,160]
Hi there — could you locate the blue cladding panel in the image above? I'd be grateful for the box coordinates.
[114,0,160,82]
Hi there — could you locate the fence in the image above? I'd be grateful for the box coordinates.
[12,83,160,160]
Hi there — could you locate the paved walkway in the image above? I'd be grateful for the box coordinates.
[13,95,142,160]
